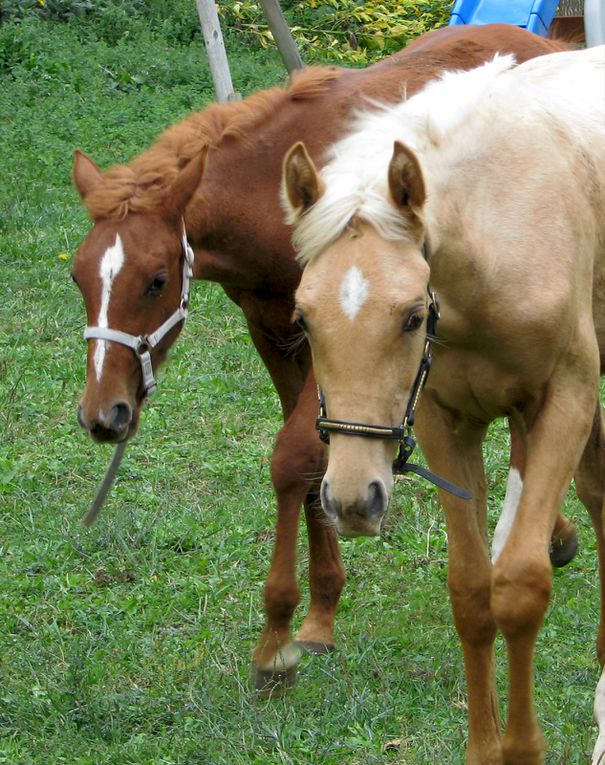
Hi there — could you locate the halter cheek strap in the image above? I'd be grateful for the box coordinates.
[316,290,472,501]
[83,224,195,396]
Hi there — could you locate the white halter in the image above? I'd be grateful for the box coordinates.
[84,222,195,396]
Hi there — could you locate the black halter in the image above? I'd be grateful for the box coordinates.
[315,289,471,501]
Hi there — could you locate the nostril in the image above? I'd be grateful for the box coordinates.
[77,405,87,431]
[109,401,132,431]
[320,480,340,520]
[367,480,387,518]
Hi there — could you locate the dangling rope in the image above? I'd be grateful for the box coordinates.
[82,441,127,526]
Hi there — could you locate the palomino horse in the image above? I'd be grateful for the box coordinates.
[71,24,578,694]
[284,47,605,764]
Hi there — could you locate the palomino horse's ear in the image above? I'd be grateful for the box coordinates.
[388,141,426,216]
[167,149,207,218]
[282,141,324,219]
[73,149,103,199]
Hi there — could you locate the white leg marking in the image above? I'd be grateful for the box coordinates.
[339,266,369,320]
[256,641,301,672]
[94,234,125,382]
[491,467,523,564]
[592,667,605,764]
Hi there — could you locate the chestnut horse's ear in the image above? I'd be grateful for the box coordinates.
[168,149,207,218]
[73,149,103,199]
[388,141,426,217]
[282,141,324,219]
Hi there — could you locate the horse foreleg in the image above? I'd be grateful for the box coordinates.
[252,373,343,694]
[491,376,598,765]
[293,373,345,652]
[574,405,605,765]
[416,397,501,765]
[295,496,345,652]
[252,454,303,697]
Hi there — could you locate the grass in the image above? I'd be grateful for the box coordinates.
[0,12,602,765]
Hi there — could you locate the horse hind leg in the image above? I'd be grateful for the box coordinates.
[575,405,605,765]
[549,511,579,568]
[492,418,578,567]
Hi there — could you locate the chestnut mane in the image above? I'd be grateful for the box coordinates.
[83,66,342,221]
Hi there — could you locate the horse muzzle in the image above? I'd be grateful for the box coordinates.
[77,400,138,444]
[320,477,389,537]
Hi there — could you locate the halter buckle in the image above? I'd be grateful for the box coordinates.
[428,289,440,320]
[134,336,151,358]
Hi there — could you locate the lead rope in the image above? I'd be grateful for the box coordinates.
[81,222,194,525]
[82,440,127,527]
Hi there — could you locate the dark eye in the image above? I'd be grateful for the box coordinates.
[294,309,308,333]
[147,273,167,295]
[403,311,424,333]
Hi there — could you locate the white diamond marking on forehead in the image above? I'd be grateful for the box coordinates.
[94,234,125,382]
[339,266,369,321]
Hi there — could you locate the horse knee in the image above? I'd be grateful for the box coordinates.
[491,556,551,637]
[264,578,300,622]
[271,423,325,495]
[448,580,497,645]
[312,565,345,602]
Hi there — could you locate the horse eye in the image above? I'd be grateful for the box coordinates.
[294,310,308,333]
[404,312,424,333]
[147,273,167,295]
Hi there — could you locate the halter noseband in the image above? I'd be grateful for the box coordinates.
[84,223,195,397]
[316,289,471,501]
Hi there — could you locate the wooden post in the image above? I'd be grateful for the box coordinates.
[195,0,240,102]
[585,0,605,46]
[258,0,304,72]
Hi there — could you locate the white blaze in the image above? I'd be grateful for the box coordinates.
[491,467,523,563]
[94,234,125,381]
[339,266,369,320]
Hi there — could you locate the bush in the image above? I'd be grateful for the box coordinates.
[0,0,452,63]
[220,0,452,64]
[0,0,199,45]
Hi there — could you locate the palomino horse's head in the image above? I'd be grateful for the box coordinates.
[71,149,205,443]
[285,141,430,537]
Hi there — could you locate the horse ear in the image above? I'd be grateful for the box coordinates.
[388,141,426,216]
[282,141,324,219]
[168,150,207,217]
[73,149,103,199]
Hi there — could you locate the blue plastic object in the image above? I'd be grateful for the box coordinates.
[449,0,559,36]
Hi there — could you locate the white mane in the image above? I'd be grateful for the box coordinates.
[285,46,605,265]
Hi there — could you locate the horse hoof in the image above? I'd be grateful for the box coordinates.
[295,640,335,655]
[549,527,578,568]
[253,664,298,698]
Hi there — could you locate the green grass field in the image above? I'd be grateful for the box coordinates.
[0,11,601,764]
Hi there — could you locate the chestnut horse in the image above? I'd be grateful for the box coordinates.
[284,47,605,764]
[71,24,577,695]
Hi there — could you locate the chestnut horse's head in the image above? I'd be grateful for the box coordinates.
[72,149,205,443]
[285,141,429,537]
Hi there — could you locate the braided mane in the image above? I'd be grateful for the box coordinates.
[83,66,342,220]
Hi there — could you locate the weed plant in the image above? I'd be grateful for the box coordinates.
[0,9,600,764]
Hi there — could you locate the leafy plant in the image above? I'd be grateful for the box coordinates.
[221,0,452,64]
